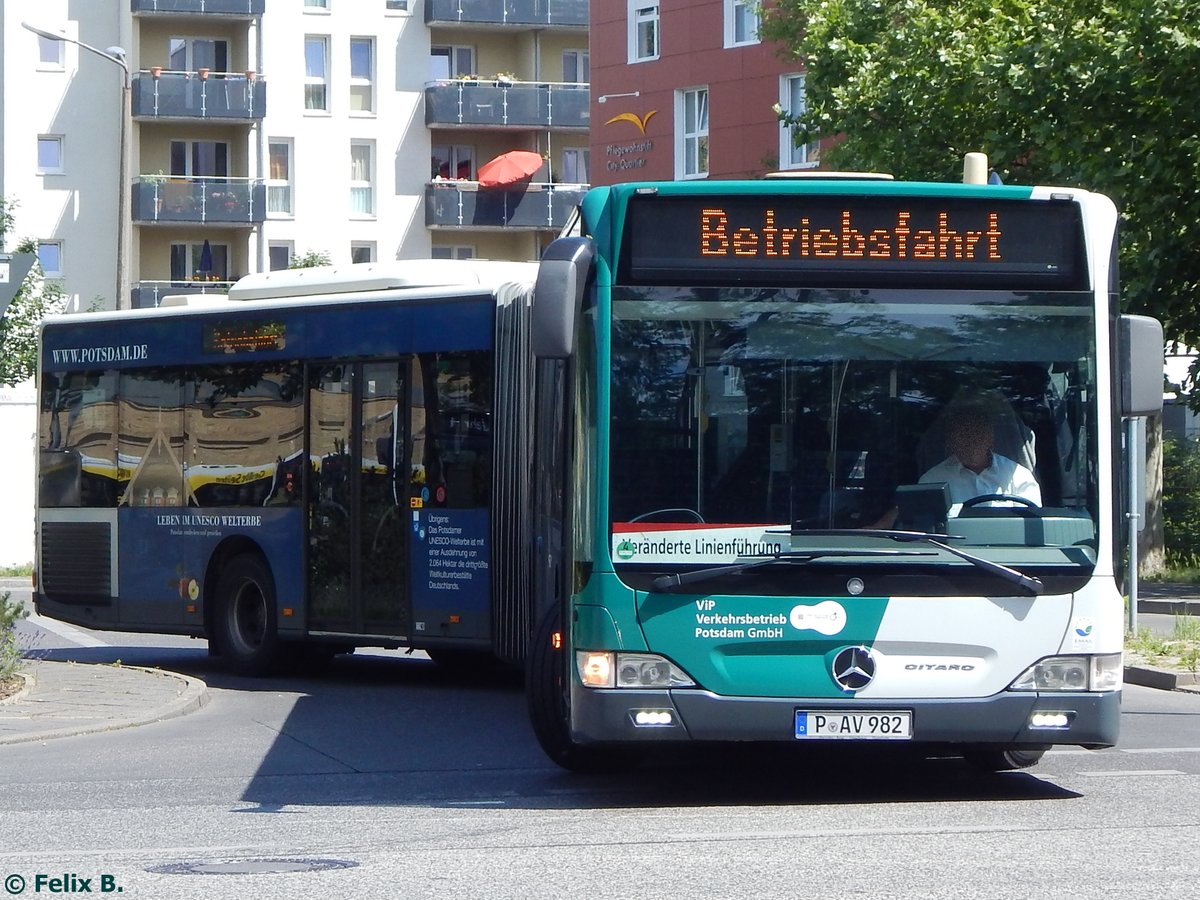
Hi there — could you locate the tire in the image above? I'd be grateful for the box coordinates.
[213,554,281,677]
[526,605,623,773]
[425,647,501,673]
[963,745,1048,772]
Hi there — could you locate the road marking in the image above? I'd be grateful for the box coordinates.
[26,613,108,648]
[1074,769,1185,777]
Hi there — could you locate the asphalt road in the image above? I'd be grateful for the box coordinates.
[3,581,1200,899]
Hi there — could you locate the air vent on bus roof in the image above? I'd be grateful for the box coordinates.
[764,170,894,180]
[227,259,539,301]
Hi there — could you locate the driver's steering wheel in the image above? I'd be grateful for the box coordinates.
[960,494,1042,515]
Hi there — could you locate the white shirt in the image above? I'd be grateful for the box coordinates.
[919,452,1042,513]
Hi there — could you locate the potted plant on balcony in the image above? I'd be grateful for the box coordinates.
[494,72,517,86]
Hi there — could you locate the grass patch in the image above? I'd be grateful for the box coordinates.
[1126,617,1200,676]
[0,564,32,578]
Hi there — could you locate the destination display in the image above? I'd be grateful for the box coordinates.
[620,194,1086,288]
[202,319,287,355]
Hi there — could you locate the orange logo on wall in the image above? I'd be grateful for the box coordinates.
[604,110,658,135]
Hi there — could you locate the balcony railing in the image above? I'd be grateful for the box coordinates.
[132,71,265,121]
[131,1,264,16]
[133,177,266,225]
[426,80,588,129]
[132,280,233,310]
[426,181,584,229]
[425,0,586,28]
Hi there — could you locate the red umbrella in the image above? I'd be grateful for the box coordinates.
[476,150,544,187]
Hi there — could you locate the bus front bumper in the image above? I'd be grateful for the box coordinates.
[570,685,1120,749]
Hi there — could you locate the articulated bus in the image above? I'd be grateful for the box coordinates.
[36,172,1162,772]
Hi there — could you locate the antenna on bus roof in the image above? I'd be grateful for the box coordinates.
[963,152,989,185]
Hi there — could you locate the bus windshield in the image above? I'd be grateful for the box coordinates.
[608,286,1099,593]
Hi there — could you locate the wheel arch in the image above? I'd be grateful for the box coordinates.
[203,535,274,642]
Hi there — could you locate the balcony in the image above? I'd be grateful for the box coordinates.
[426,80,588,130]
[132,280,233,310]
[133,177,266,225]
[132,70,265,121]
[131,0,264,17]
[426,181,584,230]
[426,0,587,29]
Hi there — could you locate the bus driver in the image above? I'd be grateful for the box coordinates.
[919,405,1041,509]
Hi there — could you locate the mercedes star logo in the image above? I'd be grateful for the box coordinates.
[831,645,877,692]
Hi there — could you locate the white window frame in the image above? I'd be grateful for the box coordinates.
[385,0,410,11]
[304,0,331,10]
[560,147,590,185]
[349,37,375,114]
[38,241,64,278]
[268,242,294,271]
[350,140,376,217]
[305,36,330,112]
[430,45,476,80]
[779,74,820,170]
[724,0,760,48]
[432,245,476,260]
[563,49,589,84]
[38,136,65,175]
[350,242,376,264]
[267,139,294,217]
[628,2,660,64]
[676,86,709,180]
[37,36,65,70]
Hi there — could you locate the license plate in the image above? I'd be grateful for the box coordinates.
[795,710,912,740]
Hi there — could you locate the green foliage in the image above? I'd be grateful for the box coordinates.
[289,249,332,269]
[0,590,28,681]
[762,1,1200,344]
[1162,438,1200,562]
[0,197,68,386]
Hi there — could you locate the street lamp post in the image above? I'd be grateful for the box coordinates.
[23,21,131,310]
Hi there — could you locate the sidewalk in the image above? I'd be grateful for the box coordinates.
[0,658,208,746]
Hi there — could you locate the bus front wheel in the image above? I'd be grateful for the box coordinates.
[963,745,1047,772]
[527,606,624,773]
[213,554,281,677]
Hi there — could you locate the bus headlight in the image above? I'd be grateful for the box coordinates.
[1010,653,1122,692]
[576,651,695,688]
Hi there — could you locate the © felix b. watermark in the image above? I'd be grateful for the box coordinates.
[5,874,125,895]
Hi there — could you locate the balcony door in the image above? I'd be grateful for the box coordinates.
[169,140,230,181]
[168,38,229,74]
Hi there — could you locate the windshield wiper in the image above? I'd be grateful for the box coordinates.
[650,548,935,593]
[785,528,1044,596]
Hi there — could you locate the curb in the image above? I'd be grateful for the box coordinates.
[1138,599,1200,617]
[0,665,210,746]
[1125,664,1200,694]
[0,670,34,706]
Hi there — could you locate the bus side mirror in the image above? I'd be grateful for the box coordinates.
[533,237,593,359]
[1118,314,1164,417]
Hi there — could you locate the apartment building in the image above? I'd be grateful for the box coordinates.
[589,0,817,185]
[1,0,589,312]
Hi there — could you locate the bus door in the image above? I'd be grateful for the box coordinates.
[306,360,409,637]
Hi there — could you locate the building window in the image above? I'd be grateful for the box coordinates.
[677,87,709,179]
[169,140,229,178]
[350,141,375,216]
[385,0,410,11]
[629,2,660,63]
[304,0,330,9]
[350,38,374,112]
[430,45,475,80]
[38,136,64,174]
[432,245,475,260]
[350,243,375,264]
[724,0,760,47]
[561,148,590,184]
[37,37,64,69]
[780,75,820,169]
[171,242,228,282]
[267,140,294,216]
[432,144,475,180]
[305,36,330,111]
[563,50,589,84]
[168,37,228,73]
[38,242,63,278]
[268,243,293,271]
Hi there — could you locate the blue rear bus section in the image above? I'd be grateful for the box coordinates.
[36,285,521,665]
[525,177,1147,771]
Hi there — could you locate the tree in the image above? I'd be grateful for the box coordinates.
[0,198,67,386]
[762,0,1200,346]
[289,249,332,269]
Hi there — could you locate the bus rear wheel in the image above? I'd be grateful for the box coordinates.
[213,554,280,677]
[527,606,624,773]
